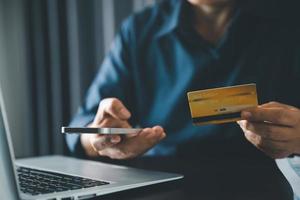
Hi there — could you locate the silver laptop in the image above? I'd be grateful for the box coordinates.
[0,89,183,200]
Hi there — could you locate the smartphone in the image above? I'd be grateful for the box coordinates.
[61,127,143,135]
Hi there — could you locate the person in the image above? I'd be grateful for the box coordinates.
[66,0,300,197]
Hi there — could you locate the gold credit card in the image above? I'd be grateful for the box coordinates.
[187,83,258,125]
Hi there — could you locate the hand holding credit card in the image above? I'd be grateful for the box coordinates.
[187,83,258,125]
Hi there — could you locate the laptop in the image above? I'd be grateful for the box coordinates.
[0,88,183,200]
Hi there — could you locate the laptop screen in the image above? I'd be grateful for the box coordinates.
[0,95,20,199]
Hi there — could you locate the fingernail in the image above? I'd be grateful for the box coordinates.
[120,108,130,118]
[153,126,163,133]
[241,111,252,119]
[154,128,160,134]
[160,132,166,139]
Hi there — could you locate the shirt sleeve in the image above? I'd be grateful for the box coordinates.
[65,19,136,158]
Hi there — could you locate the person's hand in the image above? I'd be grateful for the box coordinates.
[81,98,166,159]
[237,102,300,159]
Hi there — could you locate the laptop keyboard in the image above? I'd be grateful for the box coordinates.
[17,167,109,196]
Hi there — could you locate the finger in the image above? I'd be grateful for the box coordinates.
[241,121,292,141]
[241,107,299,126]
[90,135,121,151]
[152,125,164,135]
[126,129,142,138]
[246,134,290,159]
[123,128,166,158]
[140,127,166,141]
[108,135,122,143]
[102,98,131,119]
[237,120,247,132]
[125,126,162,139]
[99,117,132,128]
[98,148,126,159]
[99,126,166,160]
[94,98,131,122]
[243,131,290,159]
[244,130,261,148]
[260,101,298,110]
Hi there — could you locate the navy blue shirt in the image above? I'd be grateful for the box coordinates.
[66,0,300,160]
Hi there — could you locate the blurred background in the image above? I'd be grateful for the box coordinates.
[1,1,299,198]
[0,0,160,158]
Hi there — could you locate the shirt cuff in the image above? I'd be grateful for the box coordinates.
[65,114,94,158]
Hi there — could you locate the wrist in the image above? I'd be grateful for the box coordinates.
[80,134,99,157]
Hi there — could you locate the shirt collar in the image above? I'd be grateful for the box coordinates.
[155,0,185,38]
[155,0,292,39]
[156,0,244,38]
